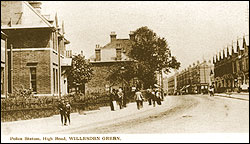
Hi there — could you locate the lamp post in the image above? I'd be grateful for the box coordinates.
[121,66,125,90]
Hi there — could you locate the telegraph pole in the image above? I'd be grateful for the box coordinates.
[55,13,61,99]
[10,44,13,94]
[4,33,8,98]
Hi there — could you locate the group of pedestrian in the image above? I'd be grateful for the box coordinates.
[109,87,127,111]
[134,88,163,110]
[58,87,164,125]
[145,88,162,106]
[58,98,71,126]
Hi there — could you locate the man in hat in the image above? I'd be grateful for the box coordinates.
[58,98,67,126]
[65,99,71,125]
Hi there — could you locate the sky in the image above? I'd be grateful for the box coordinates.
[41,1,249,76]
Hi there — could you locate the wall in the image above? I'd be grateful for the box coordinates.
[85,62,125,94]
[11,50,51,94]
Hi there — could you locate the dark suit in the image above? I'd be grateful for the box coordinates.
[58,102,66,125]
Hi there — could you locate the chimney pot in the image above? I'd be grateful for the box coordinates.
[110,32,117,42]
[29,1,42,13]
[96,44,100,49]
[95,45,101,61]
[129,31,135,40]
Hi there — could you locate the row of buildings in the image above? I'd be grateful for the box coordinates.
[167,60,214,95]
[213,36,249,93]
[1,1,72,98]
[167,35,249,95]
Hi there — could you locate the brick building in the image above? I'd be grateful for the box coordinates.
[1,1,71,97]
[214,35,249,93]
[86,31,135,94]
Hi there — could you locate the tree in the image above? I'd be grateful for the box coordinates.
[107,26,180,89]
[106,61,136,87]
[65,55,93,94]
[129,26,180,88]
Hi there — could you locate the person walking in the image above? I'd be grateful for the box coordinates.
[146,89,152,105]
[109,89,115,111]
[65,100,71,125]
[156,89,162,105]
[58,98,67,126]
[134,88,144,110]
[123,88,127,108]
[113,89,119,110]
[117,88,124,109]
[210,84,215,96]
[151,90,156,107]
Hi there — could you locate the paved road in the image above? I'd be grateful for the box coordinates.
[1,94,249,135]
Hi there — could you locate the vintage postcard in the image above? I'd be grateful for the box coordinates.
[1,1,249,143]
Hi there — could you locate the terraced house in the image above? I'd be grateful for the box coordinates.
[1,1,71,97]
[213,35,249,93]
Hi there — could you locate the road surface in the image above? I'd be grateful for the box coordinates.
[1,94,249,135]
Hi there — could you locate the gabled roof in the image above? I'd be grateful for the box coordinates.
[244,35,249,47]
[232,41,237,53]
[23,1,53,28]
[238,38,244,51]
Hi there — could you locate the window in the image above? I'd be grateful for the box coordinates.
[53,68,56,94]
[53,68,58,94]
[30,67,37,93]
[56,69,58,94]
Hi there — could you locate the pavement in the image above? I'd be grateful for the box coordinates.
[1,101,166,135]
[214,92,249,101]
[1,93,249,135]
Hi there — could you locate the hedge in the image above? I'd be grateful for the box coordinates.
[1,92,110,122]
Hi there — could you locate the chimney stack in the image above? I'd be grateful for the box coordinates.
[116,43,122,60]
[129,31,135,41]
[29,1,42,13]
[110,32,117,42]
[95,44,101,61]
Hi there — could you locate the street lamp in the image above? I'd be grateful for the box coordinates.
[121,66,125,90]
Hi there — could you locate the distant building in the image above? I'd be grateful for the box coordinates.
[162,76,168,94]
[86,31,135,94]
[214,35,249,93]
[1,1,71,96]
[167,73,177,95]
[176,60,214,94]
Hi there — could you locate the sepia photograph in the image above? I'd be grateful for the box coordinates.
[1,1,249,143]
